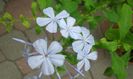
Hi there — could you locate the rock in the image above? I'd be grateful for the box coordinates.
[0,30,27,60]
[0,61,22,79]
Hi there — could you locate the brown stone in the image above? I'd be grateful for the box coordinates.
[16,58,32,75]
[0,51,5,62]
[0,24,6,36]
[5,0,33,31]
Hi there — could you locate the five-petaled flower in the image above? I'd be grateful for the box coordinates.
[36,7,69,33]
[72,27,95,52]
[28,39,65,75]
[58,17,81,39]
[77,47,97,71]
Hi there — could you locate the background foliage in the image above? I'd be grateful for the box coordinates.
[0,0,133,79]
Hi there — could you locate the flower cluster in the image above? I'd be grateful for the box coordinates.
[36,7,97,72]
[13,7,97,78]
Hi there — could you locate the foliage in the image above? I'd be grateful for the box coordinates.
[0,0,133,79]
[19,15,30,29]
[0,12,15,32]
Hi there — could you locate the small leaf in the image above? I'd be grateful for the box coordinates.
[37,0,47,10]
[31,1,38,17]
[118,4,132,39]
[105,27,119,40]
[37,0,52,10]
[127,0,133,7]
[111,52,128,79]
[19,15,30,28]
[104,10,119,23]
[123,43,131,51]
[104,67,114,77]
[84,0,94,8]
[0,12,15,32]
[35,25,42,34]
[123,32,133,46]
[83,0,95,11]
[95,38,118,52]
[60,0,78,13]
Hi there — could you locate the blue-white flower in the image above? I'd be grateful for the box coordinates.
[36,7,69,33]
[77,47,97,71]
[72,27,95,52]
[28,39,65,75]
[59,17,81,39]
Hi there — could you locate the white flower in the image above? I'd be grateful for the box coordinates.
[59,17,81,39]
[77,47,97,71]
[72,27,95,52]
[28,39,65,75]
[36,7,69,33]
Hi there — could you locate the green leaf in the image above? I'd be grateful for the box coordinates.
[127,0,133,7]
[123,43,131,51]
[83,0,95,10]
[95,38,118,52]
[104,67,114,77]
[104,10,119,23]
[37,0,47,10]
[87,16,103,30]
[37,0,52,10]
[0,12,15,32]
[118,4,132,39]
[121,51,130,67]
[105,27,119,40]
[19,15,30,28]
[56,66,66,74]
[35,25,42,34]
[61,51,77,65]
[60,0,78,13]
[31,1,38,17]
[111,52,128,79]
[123,32,133,46]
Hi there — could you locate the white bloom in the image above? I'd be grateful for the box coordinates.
[77,47,97,71]
[72,27,95,52]
[28,39,65,75]
[59,17,81,39]
[36,7,69,33]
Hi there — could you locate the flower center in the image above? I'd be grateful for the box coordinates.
[44,53,48,57]
[52,17,57,22]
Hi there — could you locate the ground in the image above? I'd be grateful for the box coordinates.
[0,0,133,79]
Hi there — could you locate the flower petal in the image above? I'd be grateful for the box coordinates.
[77,51,84,60]
[56,10,69,19]
[82,45,92,54]
[86,35,95,45]
[72,41,84,52]
[41,58,55,75]
[87,51,97,60]
[33,39,47,55]
[60,29,69,38]
[58,19,67,29]
[84,59,90,71]
[77,60,84,71]
[36,17,51,27]
[70,26,82,39]
[46,22,57,33]
[28,55,43,69]
[43,7,55,18]
[49,54,65,66]
[81,27,90,38]
[48,41,63,54]
[67,17,76,27]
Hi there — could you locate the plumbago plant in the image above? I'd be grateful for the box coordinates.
[0,0,133,79]
[13,7,97,79]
